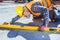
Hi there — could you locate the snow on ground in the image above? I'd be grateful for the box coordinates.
[0,6,17,24]
[0,2,26,24]
[0,2,27,40]
[49,34,60,40]
[0,30,26,40]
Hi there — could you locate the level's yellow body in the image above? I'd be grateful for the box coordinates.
[0,24,60,32]
[0,24,39,31]
[45,27,60,32]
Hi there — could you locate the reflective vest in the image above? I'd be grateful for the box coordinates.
[42,0,52,8]
[26,0,52,16]
[25,1,42,16]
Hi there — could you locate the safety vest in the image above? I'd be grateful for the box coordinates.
[25,0,52,16]
[42,0,52,8]
[25,1,42,16]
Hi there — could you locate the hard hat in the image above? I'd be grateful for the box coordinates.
[16,6,23,17]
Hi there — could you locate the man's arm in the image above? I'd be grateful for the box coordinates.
[23,7,31,18]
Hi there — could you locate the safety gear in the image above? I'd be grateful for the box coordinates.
[16,6,23,17]
[25,0,52,16]
[42,0,52,8]
[31,2,49,26]
[25,1,42,16]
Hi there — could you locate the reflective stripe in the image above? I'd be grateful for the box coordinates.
[42,0,51,7]
[46,0,52,7]
[42,0,47,7]
[42,2,44,6]
[45,0,48,7]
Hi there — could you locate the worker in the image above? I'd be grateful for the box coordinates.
[10,0,49,27]
[26,0,57,22]
[10,0,57,27]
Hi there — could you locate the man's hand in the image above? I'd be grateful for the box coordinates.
[48,4,54,10]
[48,4,57,10]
